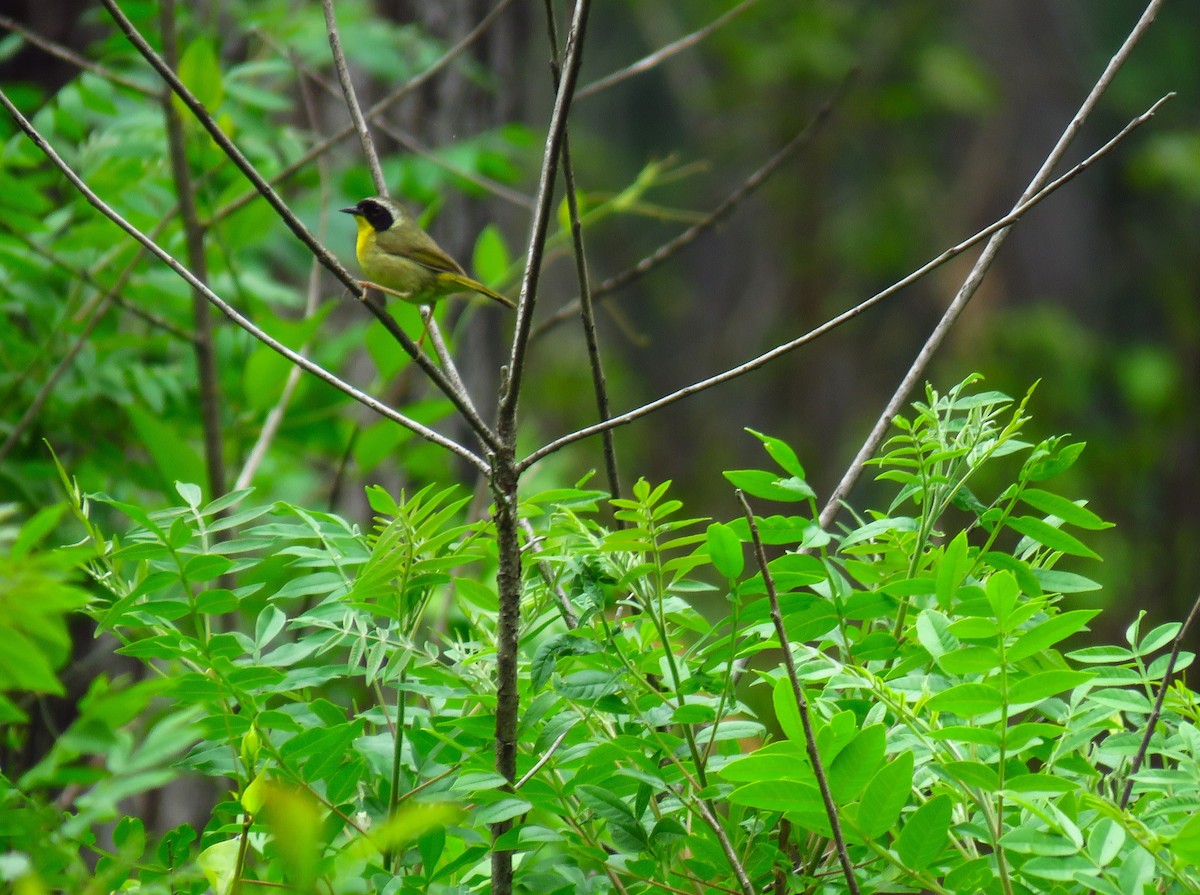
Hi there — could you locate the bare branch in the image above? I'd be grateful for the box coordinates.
[520,94,1171,472]
[100,0,488,444]
[542,0,623,503]
[498,1,593,420]
[160,0,225,497]
[1119,590,1200,810]
[532,84,843,339]
[0,87,489,476]
[576,0,758,101]
[213,0,517,224]
[491,3,593,891]
[320,0,488,440]
[0,14,156,96]
[737,490,860,895]
[321,0,385,194]
[819,0,1166,530]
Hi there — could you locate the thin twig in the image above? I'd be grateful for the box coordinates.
[251,23,532,211]
[532,85,843,339]
[321,0,485,438]
[375,120,533,209]
[160,0,225,497]
[514,728,571,790]
[212,0,517,224]
[542,0,623,504]
[0,14,156,96]
[1119,590,1200,810]
[576,0,758,101]
[737,490,860,895]
[818,0,1166,530]
[100,0,486,444]
[321,0,384,193]
[519,94,1171,471]
[519,518,577,628]
[0,87,489,476]
[499,2,592,417]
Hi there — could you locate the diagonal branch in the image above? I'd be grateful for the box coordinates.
[738,490,860,895]
[0,87,489,476]
[498,0,593,421]
[818,0,1166,530]
[0,14,156,96]
[213,0,517,225]
[532,84,843,340]
[1119,589,1200,810]
[99,0,493,449]
[320,0,488,444]
[576,0,758,101]
[519,93,1171,471]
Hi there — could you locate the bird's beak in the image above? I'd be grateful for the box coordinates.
[339,206,358,215]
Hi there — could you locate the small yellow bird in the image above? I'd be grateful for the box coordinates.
[340,196,514,308]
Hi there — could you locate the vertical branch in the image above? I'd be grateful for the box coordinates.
[540,0,623,504]
[490,2,592,892]
[160,0,225,496]
[737,491,861,895]
[819,0,1164,529]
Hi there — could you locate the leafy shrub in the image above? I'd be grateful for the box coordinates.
[3,378,1197,894]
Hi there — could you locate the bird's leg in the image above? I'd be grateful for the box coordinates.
[358,280,415,302]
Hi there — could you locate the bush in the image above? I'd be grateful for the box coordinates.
[3,377,1197,894]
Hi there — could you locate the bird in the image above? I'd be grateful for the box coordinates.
[339,196,514,308]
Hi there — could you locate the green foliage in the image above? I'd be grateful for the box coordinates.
[3,378,1198,893]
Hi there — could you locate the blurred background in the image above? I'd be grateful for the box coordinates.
[1,0,1197,649]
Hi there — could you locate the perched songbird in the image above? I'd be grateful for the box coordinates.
[340,196,514,308]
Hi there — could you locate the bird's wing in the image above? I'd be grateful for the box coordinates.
[377,226,467,276]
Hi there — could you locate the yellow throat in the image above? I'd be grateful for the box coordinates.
[353,214,376,265]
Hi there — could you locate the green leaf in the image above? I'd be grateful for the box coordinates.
[719,741,812,784]
[916,609,958,659]
[1137,622,1180,656]
[531,634,602,691]
[1006,515,1099,559]
[1000,825,1082,856]
[177,37,224,112]
[472,223,510,286]
[1019,488,1110,530]
[724,469,815,502]
[937,645,1000,674]
[941,760,998,791]
[1007,610,1099,661]
[936,531,970,608]
[128,405,207,494]
[746,428,806,478]
[827,724,886,802]
[1171,811,1200,865]
[855,750,912,838]
[1087,817,1125,867]
[705,522,744,580]
[896,794,951,870]
[729,780,821,813]
[1008,670,1093,705]
[1026,441,1085,481]
[773,677,805,743]
[985,571,1019,626]
[927,682,1002,717]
